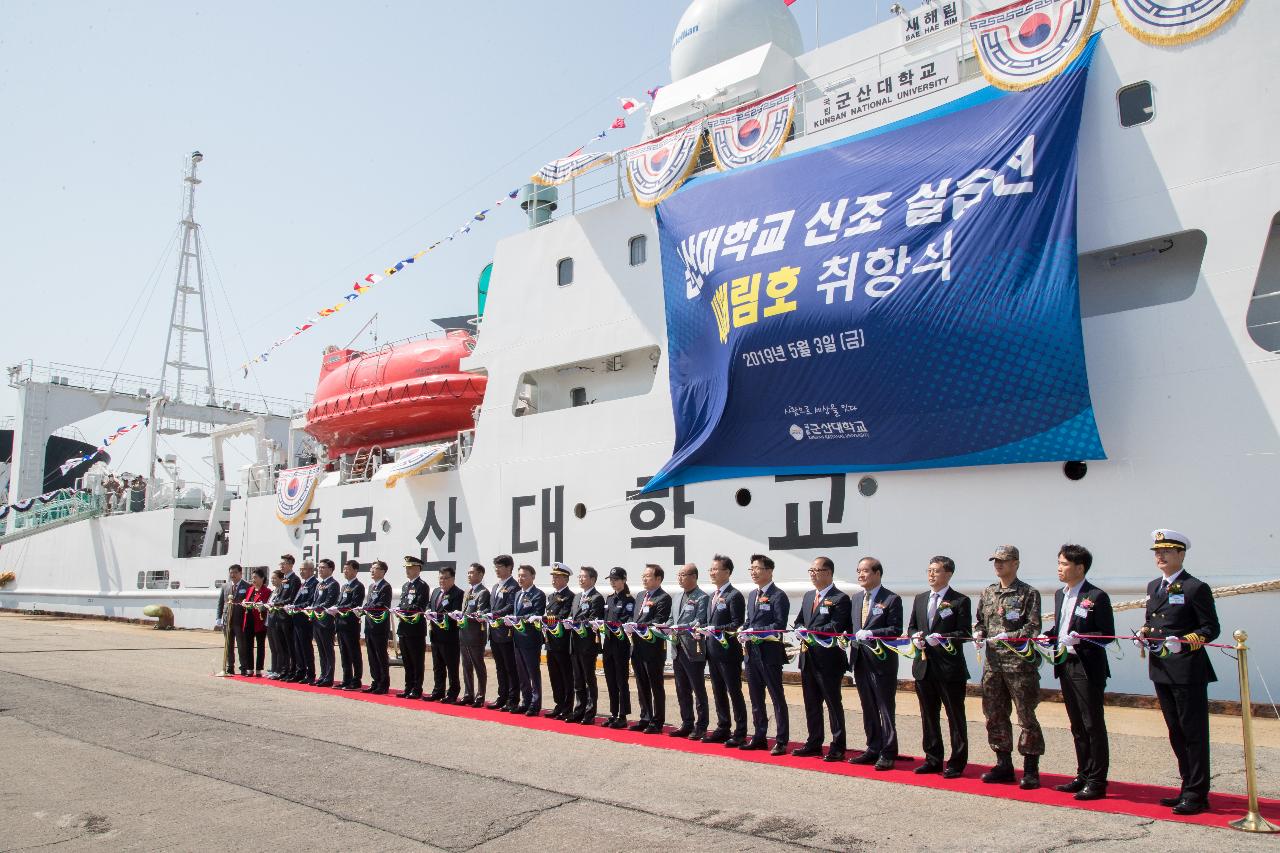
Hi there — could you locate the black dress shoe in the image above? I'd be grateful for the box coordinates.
[610,717,628,729]
[439,696,457,705]
[372,688,388,695]
[545,710,563,720]
[724,737,744,748]
[702,731,729,744]
[942,767,964,779]
[460,695,474,705]
[566,712,584,724]
[913,762,942,775]
[473,698,486,708]
[511,705,529,715]
[1054,778,1086,794]
[395,691,412,699]
[823,750,847,763]
[486,700,507,710]
[525,708,541,717]
[738,739,767,751]
[644,724,664,735]
[1159,796,1182,807]
[579,715,596,726]
[1074,785,1107,801]
[1172,799,1206,815]
[360,686,376,693]
[314,682,334,689]
[423,694,441,702]
[874,757,896,771]
[668,726,694,739]
[848,752,879,766]
[769,744,788,757]
[629,721,649,731]
[792,744,822,757]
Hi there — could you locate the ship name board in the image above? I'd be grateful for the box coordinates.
[805,51,959,135]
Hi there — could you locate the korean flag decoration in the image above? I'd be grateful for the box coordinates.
[968,0,1099,91]
[1112,0,1245,45]
[276,464,321,525]
[532,151,616,187]
[625,121,705,208]
[706,87,796,172]
[380,443,450,489]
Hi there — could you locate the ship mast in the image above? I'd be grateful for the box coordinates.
[158,151,217,406]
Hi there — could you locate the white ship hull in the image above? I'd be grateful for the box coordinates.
[2,3,1278,702]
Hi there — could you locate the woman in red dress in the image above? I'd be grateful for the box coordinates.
[240,567,271,676]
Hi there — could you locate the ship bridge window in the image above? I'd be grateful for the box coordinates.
[1117,81,1154,128]
[557,257,574,287]
[629,235,647,266]
[1247,212,1280,353]
[1078,229,1205,317]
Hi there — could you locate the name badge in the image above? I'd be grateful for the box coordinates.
[872,604,884,614]
[1005,609,1022,622]
[1074,605,1089,618]
[716,602,727,611]
[683,602,695,611]
[759,603,771,611]
[819,606,829,615]
[1167,594,1185,605]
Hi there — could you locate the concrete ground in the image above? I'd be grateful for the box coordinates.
[0,614,1276,852]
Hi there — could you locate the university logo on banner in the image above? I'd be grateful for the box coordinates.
[706,87,796,172]
[532,151,615,187]
[625,121,704,208]
[1112,0,1246,45]
[968,0,1099,91]
[276,465,321,525]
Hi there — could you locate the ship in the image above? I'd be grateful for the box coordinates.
[1,0,1277,702]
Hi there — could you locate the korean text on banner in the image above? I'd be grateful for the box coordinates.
[645,37,1104,492]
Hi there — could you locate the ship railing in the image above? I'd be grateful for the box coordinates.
[0,490,104,541]
[5,360,306,418]
[533,14,982,226]
[340,445,384,484]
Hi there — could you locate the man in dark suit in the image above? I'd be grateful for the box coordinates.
[277,555,302,680]
[363,560,393,694]
[1045,543,1114,801]
[335,559,365,690]
[487,555,520,711]
[543,563,576,719]
[908,555,971,778]
[629,564,672,734]
[702,554,748,747]
[215,565,249,675]
[511,565,547,715]
[459,563,491,707]
[848,556,903,769]
[311,559,341,687]
[743,554,790,756]
[1140,529,1220,816]
[395,556,430,699]
[792,556,853,761]
[425,566,464,702]
[570,566,605,724]
[670,563,710,739]
[290,560,319,684]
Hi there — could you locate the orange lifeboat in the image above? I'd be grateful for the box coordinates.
[304,330,486,459]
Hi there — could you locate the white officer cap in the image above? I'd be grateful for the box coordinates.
[1151,529,1190,550]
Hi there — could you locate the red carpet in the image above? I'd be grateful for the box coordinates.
[227,675,1278,831]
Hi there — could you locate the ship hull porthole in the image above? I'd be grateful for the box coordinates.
[1064,461,1088,481]
[574,502,587,519]
[857,476,878,497]
[735,488,752,507]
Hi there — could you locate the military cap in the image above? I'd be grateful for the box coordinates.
[1151,529,1190,550]
[988,545,1020,561]
[404,555,424,567]
[550,562,571,577]
[607,566,627,581]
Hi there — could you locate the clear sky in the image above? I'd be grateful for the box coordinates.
[0,0,879,488]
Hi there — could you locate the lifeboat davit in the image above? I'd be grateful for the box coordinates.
[304,330,486,459]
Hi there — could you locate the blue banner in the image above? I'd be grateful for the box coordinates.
[648,37,1104,491]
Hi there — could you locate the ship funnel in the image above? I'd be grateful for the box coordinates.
[517,183,558,229]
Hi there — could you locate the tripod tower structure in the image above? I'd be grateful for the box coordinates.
[159,150,217,405]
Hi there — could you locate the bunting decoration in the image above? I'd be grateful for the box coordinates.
[1112,0,1245,45]
[967,0,1099,91]
[532,150,616,187]
[59,415,150,476]
[705,86,796,171]
[275,464,322,525]
[381,443,451,489]
[624,120,705,208]
[240,84,661,375]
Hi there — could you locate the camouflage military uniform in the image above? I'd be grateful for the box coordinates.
[974,578,1044,756]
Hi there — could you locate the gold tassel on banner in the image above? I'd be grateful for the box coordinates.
[1112,0,1247,48]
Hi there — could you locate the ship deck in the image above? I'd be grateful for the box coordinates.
[0,613,1277,850]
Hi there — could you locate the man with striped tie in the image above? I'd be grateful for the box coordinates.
[848,557,903,769]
